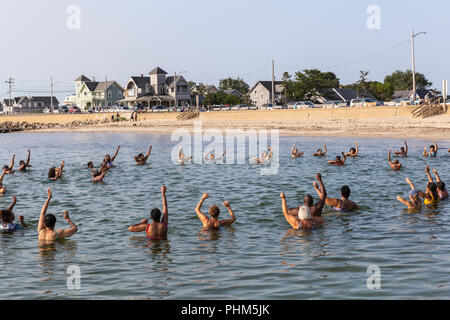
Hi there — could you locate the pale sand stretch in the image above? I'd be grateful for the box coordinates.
[2,107,450,140]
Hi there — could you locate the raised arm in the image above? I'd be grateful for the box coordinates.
[145,146,153,161]
[195,193,210,226]
[291,144,296,156]
[0,169,5,184]
[432,169,442,183]
[323,144,327,155]
[7,195,17,211]
[425,166,434,183]
[280,193,299,229]
[388,150,393,165]
[216,150,226,160]
[111,145,121,162]
[341,152,347,164]
[405,178,416,191]
[57,161,65,179]
[433,140,438,152]
[9,155,15,170]
[38,188,52,232]
[26,149,31,166]
[58,211,78,239]
[314,173,327,202]
[354,143,359,156]
[161,185,168,225]
[220,201,236,226]
[404,141,408,155]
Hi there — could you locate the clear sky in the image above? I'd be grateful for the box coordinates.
[0,0,449,101]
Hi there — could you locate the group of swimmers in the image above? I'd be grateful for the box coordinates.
[0,140,448,240]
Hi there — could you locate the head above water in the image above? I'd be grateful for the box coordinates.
[393,159,400,165]
[44,214,56,229]
[400,147,405,153]
[317,148,322,153]
[19,160,25,166]
[150,208,162,222]
[209,205,220,218]
[298,206,312,221]
[336,156,341,161]
[430,145,435,151]
[341,185,351,199]
[87,161,93,168]
[48,167,56,179]
[350,148,356,154]
[304,194,313,207]
[0,210,14,223]
[437,181,446,191]
[104,154,111,162]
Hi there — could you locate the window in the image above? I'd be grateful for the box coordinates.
[118,92,122,98]
[84,92,87,96]
[108,91,112,98]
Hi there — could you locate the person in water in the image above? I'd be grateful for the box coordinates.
[396,178,423,210]
[103,145,120,170]
[0,168,6,194]
[280,193,323,230]
[87,161,94,169]
[205,150,226,161]
[328,152,346,166]
[423,140,438,157]
[417,179,440,206]
[345,143,359,157]
[38,188,78,242]
[135,146,152,165]
[3,154,15,175]
[291,144,304,158]
[91,168,106,183]
[425,166,448,200]
[388,150,402,170]
[18,149,32,172]
[178,146,192,164]
[195,192,236,229]
[254,146,273,164]
[287,173,327,218]
[325,185,359,212]
[313,144,327,157]
[394,141,408,157]
[0,196,27,232]
[48,161,65,181]
[128,186,169,240]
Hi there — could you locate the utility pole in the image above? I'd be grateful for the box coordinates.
[5,77,15,114]
[271,59,275,107]
[50,76,54,113]
[174,72,177,108]
[411,30,427,105]
[105,76,108,109]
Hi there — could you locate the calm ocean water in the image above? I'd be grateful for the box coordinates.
[0,132,449,300]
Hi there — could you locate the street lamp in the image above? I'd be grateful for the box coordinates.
[174,71,187,108]
[411,30,427,105]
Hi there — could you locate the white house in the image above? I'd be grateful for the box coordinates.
[249,81,284,108]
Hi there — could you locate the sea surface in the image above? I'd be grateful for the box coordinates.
[0,132,449,300]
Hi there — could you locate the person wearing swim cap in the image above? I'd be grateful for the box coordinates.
[423,140,438,157]
[388,150,402,170]
[397,178,422,210]
[195,192,236,230]
[291,144,304,158]
[18,149,32,172]
[2,154,15,175]
[48,161,64,181]
[345,142,359,157]
[313,144,327,157]
[38,188,78,242]
[425,166,448,200]
[325,185,359,212]
[287,173,327,218]
[328,152,346,166]
[128,186,169,240]
[135,146,152,165]
[394,141,408,157]
[280,193,323,230]
[103,145,120,170]
[0,196,27,232]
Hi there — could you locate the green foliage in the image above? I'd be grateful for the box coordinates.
[218,77,250,94]
[384,70,432,90]
[284,69,340,102]
[203,92,241,106]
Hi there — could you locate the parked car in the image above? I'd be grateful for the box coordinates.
[59,106,69,113]
[390,98,411,106]
[294,101,315,109]
[273,102,285,110]
[322,100,347,108]
[69,106,81,113]
[249,105,258,110]
[231,104,249,111]
[152,105,168,113]
[350,98,382,107]
[287,102,297,109]
[43,108,58,114]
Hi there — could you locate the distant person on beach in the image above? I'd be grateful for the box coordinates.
[205,150,226,161]
[48,161,65,181]
[328,153,346,166]
[103,145,120,170]
[396,178,423,210]
[345,143,359,157]
[38,188,78,242]
[388,150,402,170]
[0,169,6,194]
[286,173,327,218]
[280,193,323,230]
[313,144,327,157]
[425,166,448,200]
[135,146,153,165]
[128,186,169,240]
[0,196,27,232]
[18,149,32,172]
[2,154,15,174]
[394,141,408,157]
[195,192,236,229]
[423,140,438,157]
[291,144,304,158]
[325,185,359,212]
[178,147,192,164]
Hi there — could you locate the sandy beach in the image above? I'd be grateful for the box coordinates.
[1,107,450,140]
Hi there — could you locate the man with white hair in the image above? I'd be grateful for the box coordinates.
[280,193,323,230]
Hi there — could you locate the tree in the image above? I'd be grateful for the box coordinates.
[357,71,370,97]
[218,77,250,94]
[290,69,340,102]
[384,70,432,91]
[203,92,240,106]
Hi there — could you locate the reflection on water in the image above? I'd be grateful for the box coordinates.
[0,133,449,299]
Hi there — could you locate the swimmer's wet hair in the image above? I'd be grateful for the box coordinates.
[44,214,56,228]
[437,181,446,191]
[304,194,313,207]
[209,205,220,218]
[48,167,56,179]
[341,185,351,198]
[0,210,13,223]
[150,208,161,222]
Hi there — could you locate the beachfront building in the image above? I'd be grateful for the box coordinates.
[63,94,77,107]
[313,88,376,104]
[74,75,124,110]
[119,67,191,108]
[249,81,285,108]
[2,96,59,114]
[393,89,434,102]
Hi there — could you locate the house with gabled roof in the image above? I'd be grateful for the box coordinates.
[74,75,124,110]
[2,96,59,114]
[312,87,376,104]
[119,67,191,108]
[249,81,285,108]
